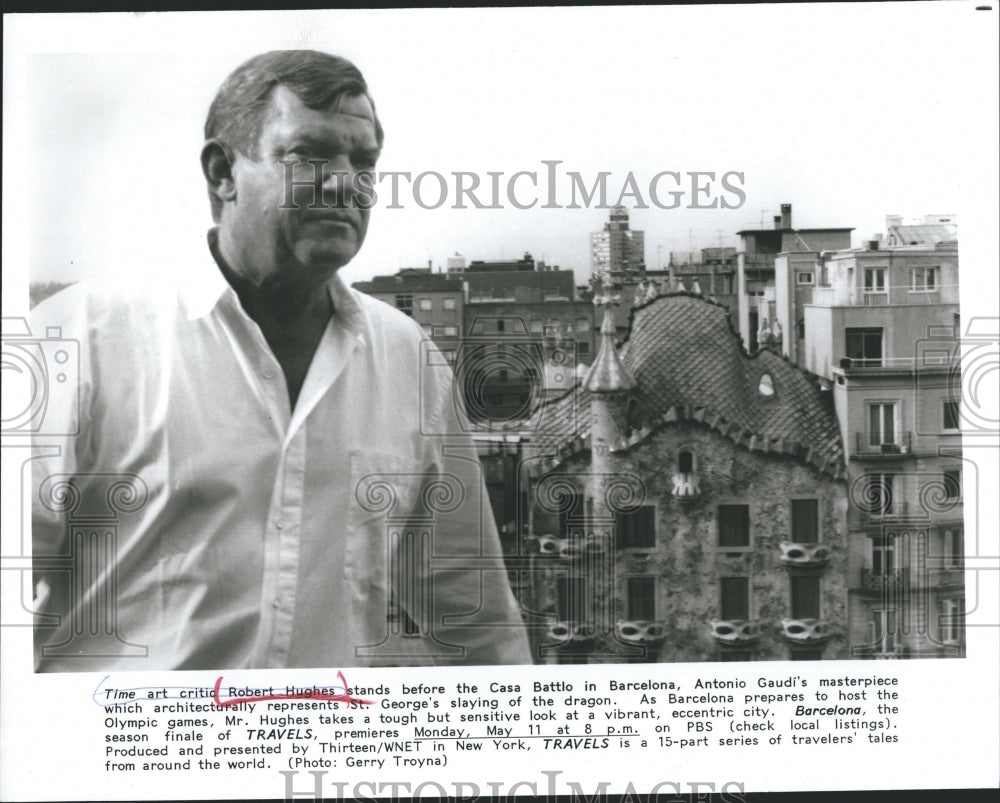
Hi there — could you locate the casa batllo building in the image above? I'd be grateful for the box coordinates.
[519,284,850,664]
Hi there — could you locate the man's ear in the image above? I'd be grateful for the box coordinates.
[201,139,238,206]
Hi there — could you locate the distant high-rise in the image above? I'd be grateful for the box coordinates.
[590,206,645,279]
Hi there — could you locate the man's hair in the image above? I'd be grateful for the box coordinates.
[204,49,383,219]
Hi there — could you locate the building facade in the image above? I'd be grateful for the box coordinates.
[456,256,593,424]
[520,288,850,664]
[779,233,964,659]
[736,204,852,351]
[590,206,646,281]
[352,268,465,363]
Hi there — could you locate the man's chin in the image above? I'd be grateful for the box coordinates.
[294,240,361,274]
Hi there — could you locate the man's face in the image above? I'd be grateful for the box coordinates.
[225,85,380,282]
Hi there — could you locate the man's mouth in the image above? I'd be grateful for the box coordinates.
[303,211,358,231]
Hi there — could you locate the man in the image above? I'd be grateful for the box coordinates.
[31,50,531,671]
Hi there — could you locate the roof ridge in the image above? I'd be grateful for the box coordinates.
[535,403,846,481]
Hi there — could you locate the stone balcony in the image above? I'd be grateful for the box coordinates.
[710,619,760,644]
[781,618,833,643]
[779,542,831,567]
[528,534,606,560]
[543,620,597,646]
[616,620,666,644]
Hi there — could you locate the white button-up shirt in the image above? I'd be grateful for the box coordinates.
[31,236,531,671]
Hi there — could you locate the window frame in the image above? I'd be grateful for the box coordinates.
[869,534,896,576]
[863,266,887,293]
[944,529,964,570]
[395,294,414,316]
[717,502,751,550]
[939,597,964,644]
[866,400,899,447]
[863,472,897,517]
[943,467,962,500]
[677,448,697,474]
[790,497,820,544]
[909,265,938,293]
[616,505,657,550]
[625,576,657,621]
[943,399,961,431]
[719,575,750,621]
[845,327,883,366]
[789,573,821,620]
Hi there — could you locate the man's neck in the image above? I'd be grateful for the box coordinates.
[209,229,335,410]
[210,228,334,330]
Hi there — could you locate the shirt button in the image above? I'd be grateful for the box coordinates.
[272,597,281,608]
[275,518,284,529]
[262,366,276,379]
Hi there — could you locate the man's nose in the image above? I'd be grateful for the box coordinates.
[321,157,358,208]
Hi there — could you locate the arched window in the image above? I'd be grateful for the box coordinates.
[678,449,695,473]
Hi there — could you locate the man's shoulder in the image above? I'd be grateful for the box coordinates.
[30,275,183,337]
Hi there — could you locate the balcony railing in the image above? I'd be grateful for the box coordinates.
[812,284,959,307]
[860,567,908,593]
[671,472,701,499]
[855,431,912,456]
[839,354,959,372]
[858,501,910,524]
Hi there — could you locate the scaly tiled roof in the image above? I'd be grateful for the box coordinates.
[530,292,845,479]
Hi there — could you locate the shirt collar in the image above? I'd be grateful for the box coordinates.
[179,229,235,320]
[182,228,368,344]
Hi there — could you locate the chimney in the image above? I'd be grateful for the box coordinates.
[773,215,782,230]
[780,203,792,229]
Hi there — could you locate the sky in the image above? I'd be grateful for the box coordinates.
[3,5,998,292]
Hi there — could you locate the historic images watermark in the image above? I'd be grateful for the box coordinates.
[279,769,747,802]
[281,161,747,211]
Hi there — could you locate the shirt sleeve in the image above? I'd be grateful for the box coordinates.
[28,288,95,633]
[404,344,533,666]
